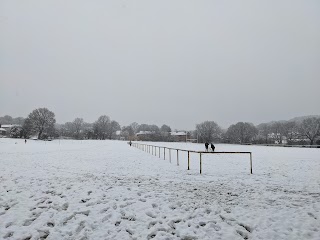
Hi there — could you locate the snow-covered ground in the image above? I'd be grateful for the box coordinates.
[0,139,319,240]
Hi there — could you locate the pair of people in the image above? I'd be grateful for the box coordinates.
[205,142,215,152]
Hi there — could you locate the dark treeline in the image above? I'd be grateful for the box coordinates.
[1,108,320,145]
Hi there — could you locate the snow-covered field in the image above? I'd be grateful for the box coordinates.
[0,139,319,240]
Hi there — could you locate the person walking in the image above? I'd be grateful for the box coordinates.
[25,139,27,144]
[205,142,209,152]
[211,143,215,152]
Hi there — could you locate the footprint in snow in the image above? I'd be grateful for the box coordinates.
[148,221,158,229]
[38,230,49,240]
[100,207,110,213]
[75,221,86,234]
[23,218,37,226]
[199,221,206,227]
[5,222,13,228]
[102,213,113,222]
[3,232,14,239]
[47,222,55,227]
[146,211,157,218]
[61,202,69,210]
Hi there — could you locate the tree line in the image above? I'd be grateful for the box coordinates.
[1,108,320,145]
[195,118,320,145]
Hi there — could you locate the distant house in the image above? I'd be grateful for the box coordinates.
[0,124,21,136]
[268,133,287,144]
[170,131,187,142]
[136,131,154,141]
[275,137,288,145]
[0,127,6,136]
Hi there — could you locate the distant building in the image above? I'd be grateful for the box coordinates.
[170,131,187,142]
[0,124,21,136]
[0,127,6,136]
[136,131,154,141]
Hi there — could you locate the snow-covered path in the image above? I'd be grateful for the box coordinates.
[0,139,319,240]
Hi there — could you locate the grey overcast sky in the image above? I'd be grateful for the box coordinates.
[1,0,319,129]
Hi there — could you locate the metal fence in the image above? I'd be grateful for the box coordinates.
[131,142,253,174]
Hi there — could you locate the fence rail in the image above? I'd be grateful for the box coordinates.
[130,142,253,174]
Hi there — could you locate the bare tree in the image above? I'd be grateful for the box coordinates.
[94,115,111,140]
[27,108,56,139]
[160,124,171,133]
[122,126,134,140]
[270,121,286,143]
[160,124,172,141]
[282,121,298,143]
[196,121,222,143]
[299,117,320,145]
[13,117,25,125]
[63,122,74,137]
[130,122,139,134]
[257,123,271,143]
[137,124,150,132]
[22,118,33,138]
[10,126,22,138]
[0,115,25,125]
[226,122,258,144]
[0,115,13,124]
[109,120,121,139]
[72,118,84,139]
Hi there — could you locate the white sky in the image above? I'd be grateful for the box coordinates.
[1,0,319,129]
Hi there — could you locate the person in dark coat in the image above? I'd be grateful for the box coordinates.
[211,143,215,152]
[205,142,209,152]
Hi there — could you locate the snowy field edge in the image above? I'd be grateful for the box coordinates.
[0,139,319,240]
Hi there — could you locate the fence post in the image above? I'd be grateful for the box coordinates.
[164,148,165,160]
[188,151,190,170]
[250,153,253,174]
[200,153,202,174]
[169,149,171,163]
[159,147,161,158]
[177,150,179,166]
